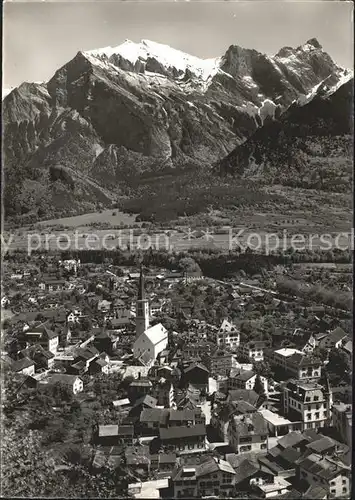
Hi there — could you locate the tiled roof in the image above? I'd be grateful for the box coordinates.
[196,457,235,478]
[140,408,167,423]
[277,431,307,449]
[232,413,268,438]
[233,459,260,484]
[228,389,259,407]
[305,436,337,453]
[159,424,206,441]
[297,453,350,480]
[12,357,34,372]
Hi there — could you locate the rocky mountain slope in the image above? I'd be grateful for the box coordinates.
[2,38,350,220]
[217,73,353,192]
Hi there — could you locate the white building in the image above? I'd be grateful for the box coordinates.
[217,319,240,349]
[134,324,168,367]
[282,378,332,430]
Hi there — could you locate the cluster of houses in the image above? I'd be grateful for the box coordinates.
[2,259,352,499]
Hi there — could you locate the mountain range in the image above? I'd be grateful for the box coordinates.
[2,38,353,222]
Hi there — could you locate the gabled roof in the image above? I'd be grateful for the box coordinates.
[185,362,209,374]
[219,318,239,334]
[143,323,168,346]
[159,424,206,441]
[45,373,82,385]
[98,424,133,437]
[232,370,255,382]
[140,408,167,424]
[233,459,260,484]
[133,394,157,409]
[168,409,197,421]
[196,457,235,478]
[277,431,307,450]
[305,436,337,454]
[12,357,35,372]
[297,453,350,480]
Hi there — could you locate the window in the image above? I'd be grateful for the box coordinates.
[323,411,327,417]
[305,397,311,402]
[260,444,267,449]
[308,405,311,411]
[342,480,347,484]
[314,396,319,401]
[307,413,312,420]
[315,412,320,419]
[330,490,336,494]
[343,487,348,493]
[330,481,336,486]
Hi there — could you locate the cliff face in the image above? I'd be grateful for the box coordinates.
[217,76,353,192]
[2,38,350,219]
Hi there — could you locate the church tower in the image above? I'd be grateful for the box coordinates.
[136,264,150,338]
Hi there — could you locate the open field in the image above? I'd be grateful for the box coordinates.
[36,209,138,228]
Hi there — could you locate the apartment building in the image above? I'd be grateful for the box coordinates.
[282,379,332,430]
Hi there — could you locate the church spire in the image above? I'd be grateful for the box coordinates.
[138,263,145,301]
[136,263,149,338]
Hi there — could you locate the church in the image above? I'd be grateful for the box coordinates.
[133,265,168,367]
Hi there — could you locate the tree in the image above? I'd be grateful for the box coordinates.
[253,374,265,396]
[327,348,351,385]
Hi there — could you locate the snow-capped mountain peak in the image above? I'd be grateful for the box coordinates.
[85,39,221,81]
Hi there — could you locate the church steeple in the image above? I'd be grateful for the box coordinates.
[138,263,145,301]
[136,264,150,338]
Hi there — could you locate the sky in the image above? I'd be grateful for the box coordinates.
[3,1,354,90]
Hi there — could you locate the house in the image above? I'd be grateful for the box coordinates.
[228,369,268,394]
[231,457,273,491]
[259,408,301,438]
[167,408,205,428]
[318,327,348,350]
[128,376,153,402]
[182,362,209,391]
[150,452,176,476]
[217,319,240,349]
[124,445,151,473]
[281,379,332,430]
[296,453,351,498]
[95,424,134,446]
[211,400,257,442]
[211,351,239,377]
[39,374,83,394]
[250,476,292,498]
[88,357,109,375]
[12,357,35,376]
[240,340,267,362]
[332,402,352,445]
[73,346,99,370]
[25,325,59,354]
[170,456,236,498]
[270,349,322,381]
[227,389,261,408]
[93,331,118,355]
[18,345,55,371]
[159,424,206,453]
[228,412,268,455]
[38,279,66,292]
[139,408,168,435]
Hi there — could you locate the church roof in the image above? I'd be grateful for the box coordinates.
[144,323,168,346]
